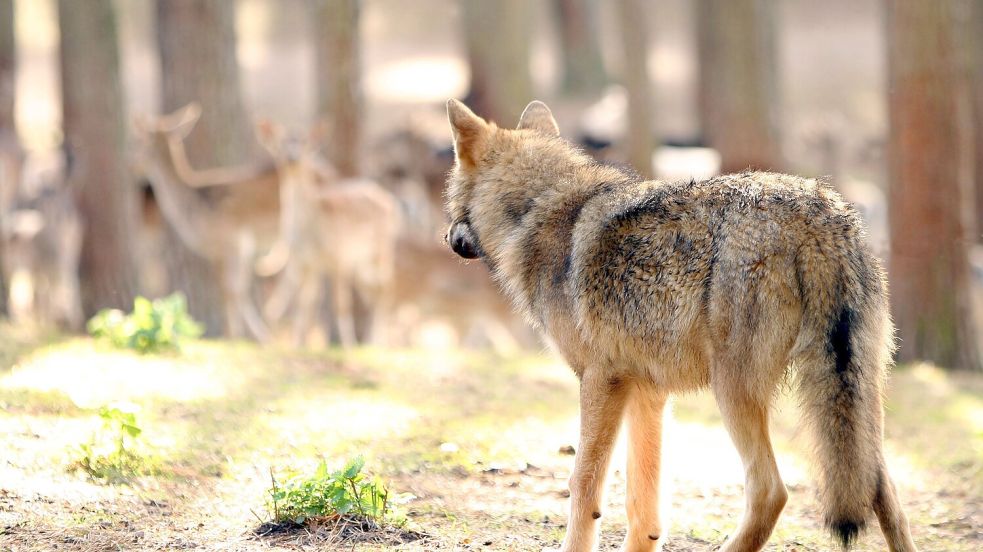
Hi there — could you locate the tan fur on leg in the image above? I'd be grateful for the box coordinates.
[562,369,630,552]
[874,466,918,551]
[712,376,787,552]
[623,384,667,552]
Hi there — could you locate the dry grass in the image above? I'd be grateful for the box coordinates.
[0,324,980,551]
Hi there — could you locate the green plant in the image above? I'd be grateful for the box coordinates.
[268,456,397,525]
[87,293,203,353]
[75,402,156,482]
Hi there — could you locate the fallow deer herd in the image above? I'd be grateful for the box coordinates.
[0,101,526,351]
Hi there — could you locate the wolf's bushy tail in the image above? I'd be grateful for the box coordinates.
[795,248,893,549]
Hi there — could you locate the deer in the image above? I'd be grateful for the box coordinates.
[131,103,278,341]
[255,121,399,349]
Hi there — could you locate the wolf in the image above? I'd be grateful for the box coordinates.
[442,99,917,552]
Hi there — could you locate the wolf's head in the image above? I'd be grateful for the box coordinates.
[443,99,574,261]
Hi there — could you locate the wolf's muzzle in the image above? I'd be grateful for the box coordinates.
[447,219,482,259]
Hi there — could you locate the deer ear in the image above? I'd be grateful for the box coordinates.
[255,118,283,154]
[517,100,559,136]
[446,99,487,168]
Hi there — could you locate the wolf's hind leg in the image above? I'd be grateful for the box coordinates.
[712,375,787,552]
[561,368,630,552]
[874,462,918,551]
[623,384,667,552]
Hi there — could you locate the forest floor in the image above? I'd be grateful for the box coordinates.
[0,324,980,551]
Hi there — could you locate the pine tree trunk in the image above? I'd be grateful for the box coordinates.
[614,0,656,179]
[0,0,17,316]
[313,0,362,177]
[460,0,534,126]
[156,0,253,335]
[0,0,15,156]
[553,0,606,99]
[58,0,140,316]
[970,0,983,242]
[887,0,981,371]
[696,0,782,174]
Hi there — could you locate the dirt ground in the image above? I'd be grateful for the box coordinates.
[0,325,980,551]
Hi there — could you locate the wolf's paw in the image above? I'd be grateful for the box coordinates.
[619,536,665,552]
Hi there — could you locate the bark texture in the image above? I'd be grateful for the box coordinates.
[58,0,141,315]
[969,0,983,241]
[696,0,783,173]
[553,0,606,99]
[156,0,253,334]
[313,0,362,177]
[0,0,17,316]
[614,0,656,179]
[460,0,534,126]
[887,0,981,371]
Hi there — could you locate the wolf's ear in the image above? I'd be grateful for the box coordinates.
[517,100,559,137]
[447,99,487,168]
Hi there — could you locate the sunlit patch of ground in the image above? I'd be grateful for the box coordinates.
[0,326,980,550]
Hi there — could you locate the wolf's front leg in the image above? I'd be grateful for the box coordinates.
[561,369,630,552]
[623,385,667,552]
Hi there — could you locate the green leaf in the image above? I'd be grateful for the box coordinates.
[315,460,328,479]
[343,456,365,479]
[121,423,142,438]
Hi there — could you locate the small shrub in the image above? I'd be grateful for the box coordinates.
[87,293,203,353]
[75,403,157,482]
[267,456,398,526]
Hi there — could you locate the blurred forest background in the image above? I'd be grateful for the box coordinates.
[0,0,980,370]
[0,1,981,551]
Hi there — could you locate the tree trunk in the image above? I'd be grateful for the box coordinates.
[460,0,534,126]
[58,0,140,316]
[614,0,656,179]
[312,0,362,177]
[156,0,253,335]
[696,0,782,174]
[553,0,606,99]
[969,0,983,242]
[0,0,12,130]
[0,0,17,316]
[887,0,981,371]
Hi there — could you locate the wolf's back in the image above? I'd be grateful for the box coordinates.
[569,171,879,349]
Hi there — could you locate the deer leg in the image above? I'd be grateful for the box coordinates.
[264,260,299,323]
[58,226,83,331]
[358,277,394,347]
[231,235,269,342]
[331,276,356,350]
[291,272,320,348]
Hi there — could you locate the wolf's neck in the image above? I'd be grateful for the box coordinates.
[489,156,636,244]
[481,157,639,319]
